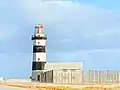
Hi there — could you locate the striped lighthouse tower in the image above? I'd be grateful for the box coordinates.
[31,24,47,82]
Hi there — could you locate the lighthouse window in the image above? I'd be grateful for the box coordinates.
[33,46,45,52]
[38,35,40,37]
[38,42,40,44]
[38,58,40,60]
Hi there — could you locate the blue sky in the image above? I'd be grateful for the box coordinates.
[0,0,120,78]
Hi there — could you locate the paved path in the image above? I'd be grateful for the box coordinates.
[0,85,27,90]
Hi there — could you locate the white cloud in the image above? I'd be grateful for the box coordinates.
[0,0,119,45]
[40,0,74,3]
[1,0,120,51]
[15,0,120,39]
[98,25,120,36]
[1,0,119,42]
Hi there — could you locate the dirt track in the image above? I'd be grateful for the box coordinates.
[0,81,120,90]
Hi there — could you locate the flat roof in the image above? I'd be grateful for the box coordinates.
[45,62,83,70]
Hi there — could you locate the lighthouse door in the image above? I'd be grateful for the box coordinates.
[37,75,41,81]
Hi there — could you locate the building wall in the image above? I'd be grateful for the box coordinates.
[82,70,120,84]
[31,71,44,82]
[33,39,46,46]
[44,62,83,84]
[52,69,82,84]
[33,53,46,62]
[44,70,53,83]
[119,72,120,83]
[31,70,120,84]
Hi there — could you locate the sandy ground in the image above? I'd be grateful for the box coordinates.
[0,85,28,90]
[0,81,120,90]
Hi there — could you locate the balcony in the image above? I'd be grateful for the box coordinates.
[32,35,47,40]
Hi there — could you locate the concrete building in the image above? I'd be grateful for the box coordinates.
[82,70,119,84]
[30,24,83,84]
[43,62,83,84]
[32,62,83,84]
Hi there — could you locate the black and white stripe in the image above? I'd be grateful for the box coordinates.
[32,62,46,70]
[32,37,47,71]
[33,45,45,53]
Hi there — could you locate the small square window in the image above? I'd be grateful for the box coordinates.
[63,69,67,72]
[71,69,76,72]
[38,42,40,44]
[38,58,40,60]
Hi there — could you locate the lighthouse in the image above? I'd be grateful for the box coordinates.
[31,24,47,81]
